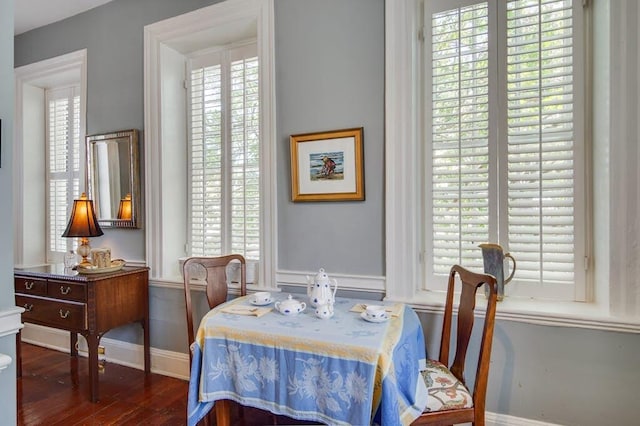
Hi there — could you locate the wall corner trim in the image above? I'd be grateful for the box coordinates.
[0,306,25,338]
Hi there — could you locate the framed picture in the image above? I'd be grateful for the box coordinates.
[290,127,364,202]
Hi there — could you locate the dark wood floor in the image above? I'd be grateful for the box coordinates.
[17,343,319,426]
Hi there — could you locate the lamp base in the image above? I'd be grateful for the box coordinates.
[77,259,93,268]
[76,237,93,267]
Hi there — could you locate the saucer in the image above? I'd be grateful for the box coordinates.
[250,298,273,306]
[361,311,389,323]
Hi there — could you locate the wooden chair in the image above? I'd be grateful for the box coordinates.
[412,265,498,426]
[183,254,247,362]
[183,255,247,426]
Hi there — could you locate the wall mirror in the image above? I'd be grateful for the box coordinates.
[86,129,141,228]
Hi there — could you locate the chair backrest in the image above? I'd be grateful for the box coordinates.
[183,255,247,355]
[439,264,498,409]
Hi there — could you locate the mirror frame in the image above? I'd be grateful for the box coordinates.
[86,129,141,228]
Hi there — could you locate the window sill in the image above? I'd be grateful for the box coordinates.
[388,291,640,334]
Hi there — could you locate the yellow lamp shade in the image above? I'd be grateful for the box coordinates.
[117,193,132,220]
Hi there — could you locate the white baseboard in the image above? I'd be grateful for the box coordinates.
[19,325,562,426]
[486,412,564,426]
[448,413,562,426]
[19,323,190,380]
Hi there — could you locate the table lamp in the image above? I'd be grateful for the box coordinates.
[117,193,132,220]
[62,192,104,267]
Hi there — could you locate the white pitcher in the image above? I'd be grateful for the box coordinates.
[306,268,338,308]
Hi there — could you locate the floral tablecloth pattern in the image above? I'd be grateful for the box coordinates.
[187,295,428,426]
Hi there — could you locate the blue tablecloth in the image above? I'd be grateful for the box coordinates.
[187,295,428,426]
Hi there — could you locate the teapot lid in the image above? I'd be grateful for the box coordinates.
[314,268,329,281]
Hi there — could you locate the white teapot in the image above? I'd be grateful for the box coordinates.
[306,268,338,308]
[275,295,306,316]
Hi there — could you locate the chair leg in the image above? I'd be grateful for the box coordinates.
[473,412,485,426]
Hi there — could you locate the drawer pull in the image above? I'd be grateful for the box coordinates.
[60,286,72,295]
[59,309,70,319]
[25,281,34,290]
[23,303,33,312]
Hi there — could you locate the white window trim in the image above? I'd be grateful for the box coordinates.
[384,0,640,331]
[14,49,87,268]
[385,0,425,303]
[143,0,276,287]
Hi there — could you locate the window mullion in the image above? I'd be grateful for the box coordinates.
[537,7,544,285]
[222,51,232,254]
[490,0,502,248]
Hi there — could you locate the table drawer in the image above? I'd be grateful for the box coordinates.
[15,277,47,296]
[47,280,86,302]
[16,295,87,330]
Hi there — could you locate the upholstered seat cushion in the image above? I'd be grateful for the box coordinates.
[421,359,473,412]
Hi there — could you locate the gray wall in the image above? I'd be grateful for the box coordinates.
[12,1,639,425]
[1,0,16,423]
[421,312,640,426]
[275,0,385,275]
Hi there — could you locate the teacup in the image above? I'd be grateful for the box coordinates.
[365,305,387,320]
[315,303,334,319]
[251,291,272,304]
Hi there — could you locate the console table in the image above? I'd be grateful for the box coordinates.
[14,264,150,402]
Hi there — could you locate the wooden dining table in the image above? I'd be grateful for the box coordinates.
[187,294,428,426]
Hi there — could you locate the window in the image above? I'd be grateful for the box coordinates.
[425,0,586,300]
[188,44,260,260]
[46,86,82,261]
[385,0,587,302]
[144,0,275,283]
[14,49,86,268]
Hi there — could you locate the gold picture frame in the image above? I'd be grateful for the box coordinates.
[290,127,364,202]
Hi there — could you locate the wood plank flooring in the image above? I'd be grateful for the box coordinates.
[18,343,188,425]
[17,343,319,426]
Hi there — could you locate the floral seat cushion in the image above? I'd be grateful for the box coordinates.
[421,359,473,412]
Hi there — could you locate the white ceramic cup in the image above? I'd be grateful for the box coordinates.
[315,303,334,319]
[365,305,387,320]
[252,291,272,304]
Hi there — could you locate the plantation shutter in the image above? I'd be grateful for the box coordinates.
[425,0,584,298]
[505,0,579,288]
[190,59,223,256]
[427,2,492,279]
[46,87,81,258]
[189,43,260,260]
[229,51,260,260]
